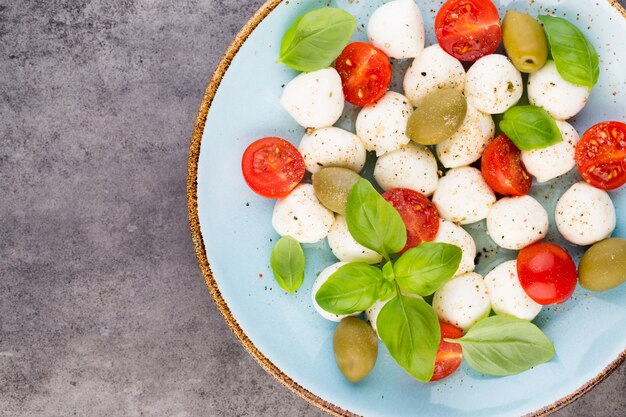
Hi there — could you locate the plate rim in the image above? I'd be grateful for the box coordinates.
[186,1,626,416]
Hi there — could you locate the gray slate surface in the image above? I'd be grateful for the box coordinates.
[1,1,624,416]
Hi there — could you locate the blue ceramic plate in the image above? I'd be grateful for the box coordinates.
[188,1,626,416]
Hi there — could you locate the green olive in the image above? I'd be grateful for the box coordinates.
[406,88,467,145]
[333,317,378,383]
[578,238,626,292]
[502,10,548,73]
[312,167,361,214]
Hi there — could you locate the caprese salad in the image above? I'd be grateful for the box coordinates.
[240,0,626,384]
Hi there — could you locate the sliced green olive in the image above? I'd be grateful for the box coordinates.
[502,10,548,73]
[406,87,467,145]
[333,317,378,383]
[578,238,626,292]
[312,167,361,214]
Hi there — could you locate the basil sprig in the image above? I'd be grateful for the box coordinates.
[270,236,306,293]
[447,316,555,376]
[346,179,407,261]
[394,243,462,296]
[539,15,599,89]
[278,8,356,73]
[500,105,562,151]
[315,263,384,315]
[377,295,441,382]
[314,179,466,381]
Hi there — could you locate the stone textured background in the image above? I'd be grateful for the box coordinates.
[1,1,624,416]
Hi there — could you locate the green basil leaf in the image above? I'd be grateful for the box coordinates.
[345,179,407,259]
[378,280,395,301]
[449,315,555,376]
[278,8,356,72]
[270,236,305,293]
[394,242,462,296]
[382,262,395,282]
[500,105,562,151]
[538,15,599,89]
[315,262,383,315]
[377,295,441,382]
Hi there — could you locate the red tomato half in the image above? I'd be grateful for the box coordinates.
[517,243,578,305]
[435,0,502,62]
[481,134,532,196]
[241,137,305,198]
[382,189,439,253]
[334,42,392,107]
[575,121,626,190]
[430,322,464,382]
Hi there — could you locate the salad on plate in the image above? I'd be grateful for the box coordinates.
[239,0,626,385]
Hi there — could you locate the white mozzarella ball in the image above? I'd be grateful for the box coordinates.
[436,104,495,168]
[484,260,542,321]
[434,219,476,276]
[298,127,366,174]
[366,293,423,337]
[521,120,580,183]
[311,262,360,322]
[528,61,590,120]
[432,167,496,225]
[355,91,412,156]
[433,272,491,331]
[555,182,616,246]
[487,196,549,250]
[327,215,383,264]
[465,55,523,114]
[367,0,425,59]
[373,142,439,196]
[280,68,344,128]
[272,184,334,244]
[403,44,466,106]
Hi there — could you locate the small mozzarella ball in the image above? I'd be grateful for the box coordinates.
[355,91,412,156]
[465,55,523,114]
[556,182,616,246]
[312,262,359,322]
[434,219,476,276]
[280,68,344,128]
[521,120,580,183]
[272,184,334,243]
[298,127,366,174]
[528,61,590,120]
[367,0,425,59]
[487,196,549,250]
[484,260,542,321]
[327,215,383,264]
[433,272,491,331]
[373,142,439,196]
[433,167,496,225]
[366,293,423,337]
[403,44,466,107]
[436,104,495,168]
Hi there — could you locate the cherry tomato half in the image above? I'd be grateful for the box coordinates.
[334,42,392,107]
[430,322,464,382]
[382,188,440,253]
[241,137,305,198]
[481,134,532,196]
[435,0,502,62]
[517,243,578,305]
[575,121,626,190]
